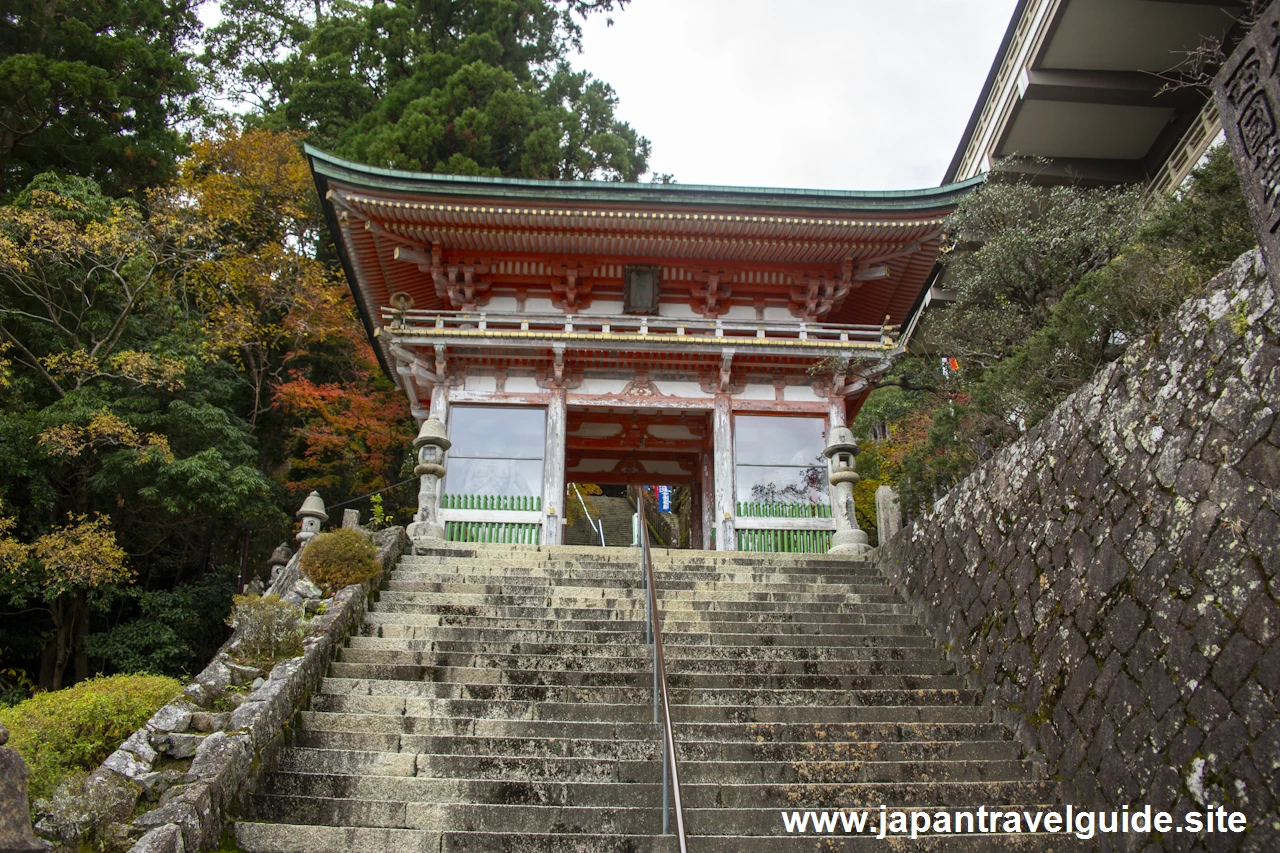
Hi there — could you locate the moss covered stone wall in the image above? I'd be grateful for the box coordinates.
[877,250,1279,852]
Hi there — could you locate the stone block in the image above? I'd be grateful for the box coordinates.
[158,734,204,760]
[122,730,158,764]
[132,801,201,853]
[102,749,151,781]
[0,724,49,853]
[130,824,184,853]
[224,662,264,688]
[146,705,192,735]
[188,712,229,734]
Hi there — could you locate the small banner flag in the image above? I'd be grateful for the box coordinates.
[657,485,672,513]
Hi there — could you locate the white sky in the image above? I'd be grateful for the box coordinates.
[572,0,1018,191]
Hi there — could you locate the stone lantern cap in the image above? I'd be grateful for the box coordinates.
[296,491,329,522]
[413,416,452,451]
[823,426,859,458]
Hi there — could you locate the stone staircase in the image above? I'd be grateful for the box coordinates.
[234,544,1081,851]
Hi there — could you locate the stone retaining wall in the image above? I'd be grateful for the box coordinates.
[876,250,1279,853]
[82,527,406,853]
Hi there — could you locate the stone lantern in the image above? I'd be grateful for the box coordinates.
[407,415,450,547]
[823,427,871,557]
[295,491,328,545]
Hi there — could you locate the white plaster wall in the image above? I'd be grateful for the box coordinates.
[485,296,518,312]
[737,384,776,401]
[464,375,497,393]
[658,302,699,319]
[783,384,822,402]
[576,300,624,315]
[720,305,756,320]
[577,378,630,395]
[763,306,795,321]
[525,297,556,314]
[653,380,710,398]
[504,376,541,394]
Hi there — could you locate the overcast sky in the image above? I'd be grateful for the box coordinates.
[572,0,1018,191]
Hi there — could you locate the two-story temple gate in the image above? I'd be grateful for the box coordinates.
[308,148,978,551]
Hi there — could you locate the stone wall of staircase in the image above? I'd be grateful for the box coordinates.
[876,249,1280,852]
[105,527,407,853]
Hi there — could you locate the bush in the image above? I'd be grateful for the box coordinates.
[226,594,303,664]
[298,528,380,595]
[0,673,182,801]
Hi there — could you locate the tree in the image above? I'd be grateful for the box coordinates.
[0,0,202,198]
[205,0,652,180]
[156,126,416,509]
[847,145,1254,516]
[157,127,350,426]
[0,509,130,689]
[0,172,278,688]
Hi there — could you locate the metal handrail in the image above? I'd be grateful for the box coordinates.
[634,487,688,849]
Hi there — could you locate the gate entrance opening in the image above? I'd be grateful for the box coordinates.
[562,407,709,548]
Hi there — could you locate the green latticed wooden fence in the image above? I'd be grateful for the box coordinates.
[736,529,832,553]
[445,521,542,544]
[442,494,542,511]
[736,502,832,518]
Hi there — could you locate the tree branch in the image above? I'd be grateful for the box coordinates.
[0,324,65,398]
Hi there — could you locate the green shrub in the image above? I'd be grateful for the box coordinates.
[226,593,303,664]
[0,673,182,800]
[299,528,380,595]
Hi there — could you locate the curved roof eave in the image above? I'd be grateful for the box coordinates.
[306,145,985,213]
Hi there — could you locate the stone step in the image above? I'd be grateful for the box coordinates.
[308,695,994,724]
[387,572,892,592]
[237,819,1089,853]
[676,758,1038,785]
[326,662,965,691]
[246,797,668,834]
[240,543,1067,850]
[360,622,929,645]
[345,636,943,657]
[372,603,918,624]
[315,678,976,710]
[685,834,1092,852]
[335,648,958,675]
[381,581,901,602]
[296,713,1011,746]
[361,611,921,633]
[372,594,913,616]
[276,743,1032,786]
[235,821,678,853]
[290,730,1021,764]
[257,773,1059,809]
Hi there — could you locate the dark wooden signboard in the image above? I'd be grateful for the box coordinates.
[1215,2,1280,280]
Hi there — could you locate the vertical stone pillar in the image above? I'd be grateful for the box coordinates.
[712,394,736,551]
[0,722,49,853]
[875,485,902,544]
[542,387,568,545]
[1214,1,1280,288]
[700,450,714,551]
